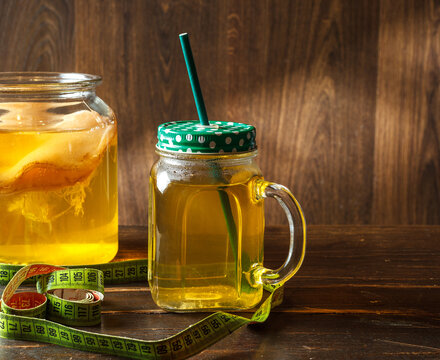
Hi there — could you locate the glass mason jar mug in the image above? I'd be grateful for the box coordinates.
[0,72,118,265]
[148,121,306,311]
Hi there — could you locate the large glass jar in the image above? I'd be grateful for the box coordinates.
[0,72,118,265]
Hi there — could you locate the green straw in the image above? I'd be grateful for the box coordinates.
[179,33,242,285]
[179,33,209,126]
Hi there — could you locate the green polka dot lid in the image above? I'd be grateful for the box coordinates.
[156,120,257,154]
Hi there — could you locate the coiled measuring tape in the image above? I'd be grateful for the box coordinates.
[0,260,284,359]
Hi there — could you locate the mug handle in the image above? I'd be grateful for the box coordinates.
[252,179,306,287]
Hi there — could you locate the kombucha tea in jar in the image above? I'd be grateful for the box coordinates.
[0,73,118,265]
[149,120,306,311]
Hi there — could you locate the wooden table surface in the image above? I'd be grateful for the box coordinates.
[1,225,439,359]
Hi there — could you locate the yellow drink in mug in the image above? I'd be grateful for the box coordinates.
[0,73,118,265]
[148,120,306,311]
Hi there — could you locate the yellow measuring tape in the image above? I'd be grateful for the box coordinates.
[0,260,284,359]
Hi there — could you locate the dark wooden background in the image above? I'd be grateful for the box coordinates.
[0,0,438,225]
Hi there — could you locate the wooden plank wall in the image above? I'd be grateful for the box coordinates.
[0,0,438,225]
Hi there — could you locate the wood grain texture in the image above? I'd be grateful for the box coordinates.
[0,0,75,71]
[223,0,379,224]
[373,0,440,224]
[0,0,438,225]
[1,225,439,359]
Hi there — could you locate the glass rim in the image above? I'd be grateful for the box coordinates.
[0,72,102,93]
